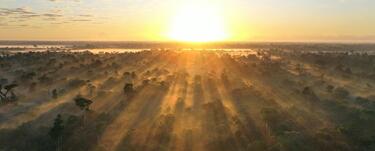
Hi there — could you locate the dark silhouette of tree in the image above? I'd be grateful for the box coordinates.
[4,83,17,92]
[52,89,58,99]
[49,114,64,151]
[74,96,93,111]
[0,83,18,103]
[123,71,134,96]
[302,86,313,95]
[74,96,93,127]
[326,85,334,93]
[123,83,134,95]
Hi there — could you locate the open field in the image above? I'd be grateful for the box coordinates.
[0,43,375,151]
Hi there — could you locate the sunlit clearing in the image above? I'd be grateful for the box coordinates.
[168,3,228,42]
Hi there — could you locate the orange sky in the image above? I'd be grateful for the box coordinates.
[0,0,375,42]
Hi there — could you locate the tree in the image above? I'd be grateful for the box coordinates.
[123,83,134,95]
[0,83,18,103]
[49,114,64,151]
[302,86,313,95]
[326,85,334,93]
[74,96,93,126]
[74,96,93,111]
[52,89,58,99]
[123,71,134,95]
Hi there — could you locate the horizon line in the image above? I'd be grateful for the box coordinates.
[1,39,375,44]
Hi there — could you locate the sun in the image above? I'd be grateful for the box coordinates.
[168,3,228,42]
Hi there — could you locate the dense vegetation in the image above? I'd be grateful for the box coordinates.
[0,47,374,151]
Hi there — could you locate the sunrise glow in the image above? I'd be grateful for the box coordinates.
[168,3,228,42]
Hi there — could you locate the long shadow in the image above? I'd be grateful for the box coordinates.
[113,84,173,151]
[0,52,149,129]
[218,54,328,149]
[113,60,189,151]
[219,76,265,147]
[198,76,239,151]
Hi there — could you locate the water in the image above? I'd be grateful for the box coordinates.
[1,43,375,55]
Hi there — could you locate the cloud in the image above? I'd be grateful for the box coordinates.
[0,7,35,16]
[70,19,92,22]
[43,13,63,17]
[78,14,93,17]
[14,14,41,19]
[0,5,97,28]
[48,0,81,2]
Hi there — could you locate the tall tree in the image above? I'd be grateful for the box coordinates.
[49,114,64,151]
[74,96,93,126]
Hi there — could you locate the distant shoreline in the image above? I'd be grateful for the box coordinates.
[1,41,375,50]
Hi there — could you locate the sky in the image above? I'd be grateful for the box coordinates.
[0,0,375,42]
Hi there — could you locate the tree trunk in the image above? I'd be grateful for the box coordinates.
[56,136,63,151]
[81,110,86,127]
